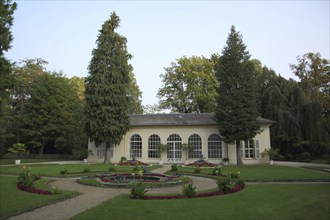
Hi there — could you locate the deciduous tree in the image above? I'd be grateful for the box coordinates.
[157,55,218,113]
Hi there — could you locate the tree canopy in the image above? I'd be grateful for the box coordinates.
[214,26,260,165]
[157,55,218,113]
[84,12,131,163]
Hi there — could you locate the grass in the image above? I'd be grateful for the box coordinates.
[0,176,79,219]
[70,184,330,220]
[0,164,162,177]
[174,165,330,181]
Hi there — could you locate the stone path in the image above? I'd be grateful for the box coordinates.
[7,165,217,220]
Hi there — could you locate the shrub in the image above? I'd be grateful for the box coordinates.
[108,164,117,172]
[82,166,91,173]
[171,164,178,172]
[182,183,197,197]
[133,165,142,172]
[72,148,88,160]
[17,166,39,189]
[297,152,312,161]
[130,182,148,199]
[235,178,245,187]
[194,166,201,173]
[120,156,127,163]
[60,168,68,175]
[216,176,234,193]
[212,167,222,176]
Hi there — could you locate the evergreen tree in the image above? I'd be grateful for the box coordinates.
[214,26,260,165]
[84,12,131,163]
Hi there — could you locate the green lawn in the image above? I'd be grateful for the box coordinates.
[0,176,79,219]
[0,163,161,177]
[70,184,330,220]
[175,165,330,181]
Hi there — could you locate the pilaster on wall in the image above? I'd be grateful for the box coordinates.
[227,143,237,165]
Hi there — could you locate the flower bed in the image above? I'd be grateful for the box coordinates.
[17,183,53,195]
[185,160,216,167]
[143,184,244,200]
[118,160,148,166]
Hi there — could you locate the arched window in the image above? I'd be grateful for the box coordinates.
[188,134,202,159]
[167,134,182,160]
[130,134,142,158]
[208,134,222,158]
[148,134,161,158]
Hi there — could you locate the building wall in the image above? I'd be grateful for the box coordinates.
[88,124,271,165]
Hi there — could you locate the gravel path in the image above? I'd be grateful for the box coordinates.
[7,165,217,220]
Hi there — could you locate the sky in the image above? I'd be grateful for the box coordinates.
[5,0,330,106]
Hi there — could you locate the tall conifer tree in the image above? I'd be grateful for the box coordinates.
[84,12,131,163]
[215,26,260,165]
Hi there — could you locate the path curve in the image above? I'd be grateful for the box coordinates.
[7,166,217,220]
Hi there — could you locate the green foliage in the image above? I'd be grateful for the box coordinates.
[133,165,142,172]
[17,166,40,189]
[216,176,234,193]
[7,143,28,158]
[157,55,218,113]
[120,156,127,163]
[60,168,68,175]
[171,164,178,172]
[214,26,260,165]
[261,148,281,160]
[0,0,17,153]
[108,164,117,172]
[130,182,148,199]
[84,12,131,163]
[182,183,197,197]
[212,167,222,176]
[82,164,91,173]
[194,166,201,173]
[72,148,88,160]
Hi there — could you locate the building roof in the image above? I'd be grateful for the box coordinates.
[130,113,275,127]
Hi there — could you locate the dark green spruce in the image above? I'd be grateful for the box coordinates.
[84,12,131,163]
[214,26,260,165]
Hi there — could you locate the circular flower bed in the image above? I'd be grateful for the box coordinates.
[78,172,183,188]
[143,184,244,200]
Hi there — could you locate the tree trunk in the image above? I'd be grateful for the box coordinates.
[39,141,45,155]
[236,140,243,165]
[103,142,111,164]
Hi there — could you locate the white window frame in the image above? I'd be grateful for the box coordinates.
[188,134,202,159]
[148,134,161,158]
[130,134,142,158]
[241,140,260,159]
[208,134,222,158]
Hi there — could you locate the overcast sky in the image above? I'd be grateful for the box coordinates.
[5,0,330,106]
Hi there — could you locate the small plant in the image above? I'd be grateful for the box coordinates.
[7,143,28,159]
[194,166,201,173]
[235,178,245,187]
[18,166,39,189]
[133,165,142,172]
[83,167,91,173]
[212,167,222,176]
[120,156,127,163]
[108,164,117,172]
[261,148,280,160]
[171,164,178,172]
[230,171,240,180]
[182,183,197,197]
[130,182,148,199]
[50,186,60,194]
[60,168,68,175]
[216,176,234,193]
